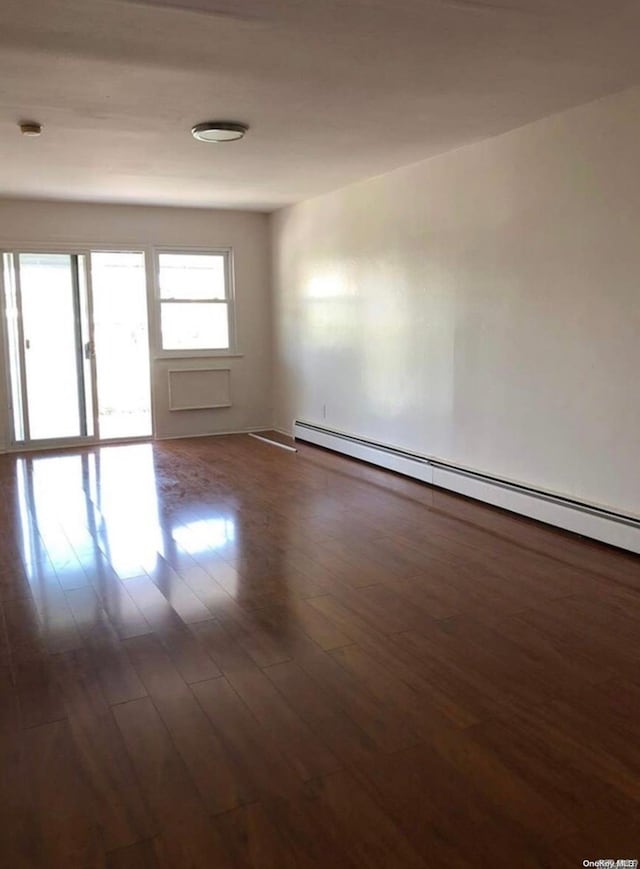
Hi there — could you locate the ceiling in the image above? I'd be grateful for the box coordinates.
[1,0,640,211]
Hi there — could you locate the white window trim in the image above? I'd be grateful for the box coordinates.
[151,246,239,359]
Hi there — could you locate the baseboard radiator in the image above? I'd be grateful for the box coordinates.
[293,420,640,556]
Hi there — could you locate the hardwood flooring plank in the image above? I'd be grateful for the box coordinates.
[11,646,67,729]
[470,700,640,839]
[0,563,32,603]
[64,586,148,705]
[88,557,153,639]
[123,576,221,682]
[212,596,309,668]
[112,697,234,868]
[214,803,301,869]
[123,634,251,814]
[191,676,303,800]
[52,649,156,850]
[3,595,47,652]
[297,770,427,869]
[23,719,104,868]
[192,619,342,781]
[307,593,488,727]
[0,664,41,868]
[293,645,420,753]
[264,659,382,768]
[106,839,162,869]
[144,557,214,624]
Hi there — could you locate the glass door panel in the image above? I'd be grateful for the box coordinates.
[19,253,87,441]
[3,253,26,441]
[91,252,152,439]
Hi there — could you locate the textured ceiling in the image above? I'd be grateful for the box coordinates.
[1,0,639,210]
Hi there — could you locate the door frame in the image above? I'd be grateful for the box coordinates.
[0,243,155,451]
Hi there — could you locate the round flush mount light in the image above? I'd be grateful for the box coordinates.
[19,121,43,137]
[191,121,248,143]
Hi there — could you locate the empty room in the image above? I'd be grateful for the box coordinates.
[1,0,640,866]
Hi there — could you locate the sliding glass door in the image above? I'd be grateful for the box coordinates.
[2,249,152,447]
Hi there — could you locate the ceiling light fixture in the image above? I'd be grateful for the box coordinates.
[191,121,248,143]
[20,121,43,137]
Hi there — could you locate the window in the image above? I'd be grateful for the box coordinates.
[157,250,234,352]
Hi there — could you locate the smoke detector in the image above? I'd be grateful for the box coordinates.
[20,121,43,137]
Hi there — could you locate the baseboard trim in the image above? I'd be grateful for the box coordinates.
[156,426,275,441]
[293,420,640,556]
[294,420,434,486]
[4,427,276,453]
[248,432,298,452]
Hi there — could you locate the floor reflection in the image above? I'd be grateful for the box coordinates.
[14,443,246,644]
[172,517,236,557]
[92,445,165,576]
[12,443,326,649]
[17,445,164,583]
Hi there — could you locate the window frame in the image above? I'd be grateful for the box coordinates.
[152,246,238,358]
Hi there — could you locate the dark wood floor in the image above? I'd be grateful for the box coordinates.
[1,434,639,868]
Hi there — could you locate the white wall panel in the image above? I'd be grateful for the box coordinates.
[273,86,640,519]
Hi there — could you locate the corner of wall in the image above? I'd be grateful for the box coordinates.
[268,207,289,433]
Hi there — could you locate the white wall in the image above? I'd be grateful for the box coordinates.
[271,86,640,518]
[0,199,272,446]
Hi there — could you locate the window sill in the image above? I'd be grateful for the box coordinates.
[153,352,244,360]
